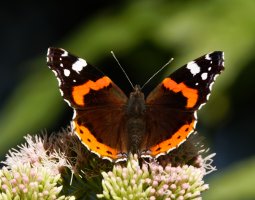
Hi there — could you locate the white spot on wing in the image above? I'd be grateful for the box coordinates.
[64,69,70,77]
[71,121,76,131]
[201,73,208,80]
[52,70,58,76]
[206,93,211,101]
[52,70,62,86]
[209,82,214,91]
[156,152,169,158]
[103,156,114,162]
[213,74,219,81]
[208,67,212,71]
[72,110,77,120]
[62,51,68,57]
[116,157,128,163]
[177,138,187,147]
[60,63,64,67]
[205,54,211,60]
[56,77,61,86]
[91,150,102,159]
[72,58,87,73]
[59,89,64,96]
[140,154,152,159]
[193,120,197,129]
[198,103,206,110]
[64,99,71,106]
[194,111,198,119]
[47,48,50,56]
[208,73,220,95]
[186,61,200,76]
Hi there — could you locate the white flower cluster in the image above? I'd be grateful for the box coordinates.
[0,129,216,199]
[97,154,212,199]
[0,163,75,200]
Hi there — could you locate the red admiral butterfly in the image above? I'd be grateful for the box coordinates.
[47,48,224,162]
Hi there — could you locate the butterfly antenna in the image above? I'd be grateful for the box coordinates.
[141,58,174,89]
[111,51,134,89]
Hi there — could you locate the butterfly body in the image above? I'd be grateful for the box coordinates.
[126,85,146,155]
[47,48,224,162]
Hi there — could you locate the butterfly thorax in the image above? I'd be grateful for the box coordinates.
[126,85,146,154]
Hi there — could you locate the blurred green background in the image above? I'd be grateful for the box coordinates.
[0,0,255,199]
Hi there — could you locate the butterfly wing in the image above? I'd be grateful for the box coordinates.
[142,51,224,158]
[47,48,128,161]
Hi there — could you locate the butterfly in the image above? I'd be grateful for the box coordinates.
[47,47,224,162]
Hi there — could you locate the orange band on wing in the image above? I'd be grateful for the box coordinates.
[163,78,198,108]
[150,120,195,156]
[72,76,111,106]
[74,121,118,160]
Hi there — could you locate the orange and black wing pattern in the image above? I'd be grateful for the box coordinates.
[142,51,224,158]
[47,48,128,161]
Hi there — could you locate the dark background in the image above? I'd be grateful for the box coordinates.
[0,1,255,199]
